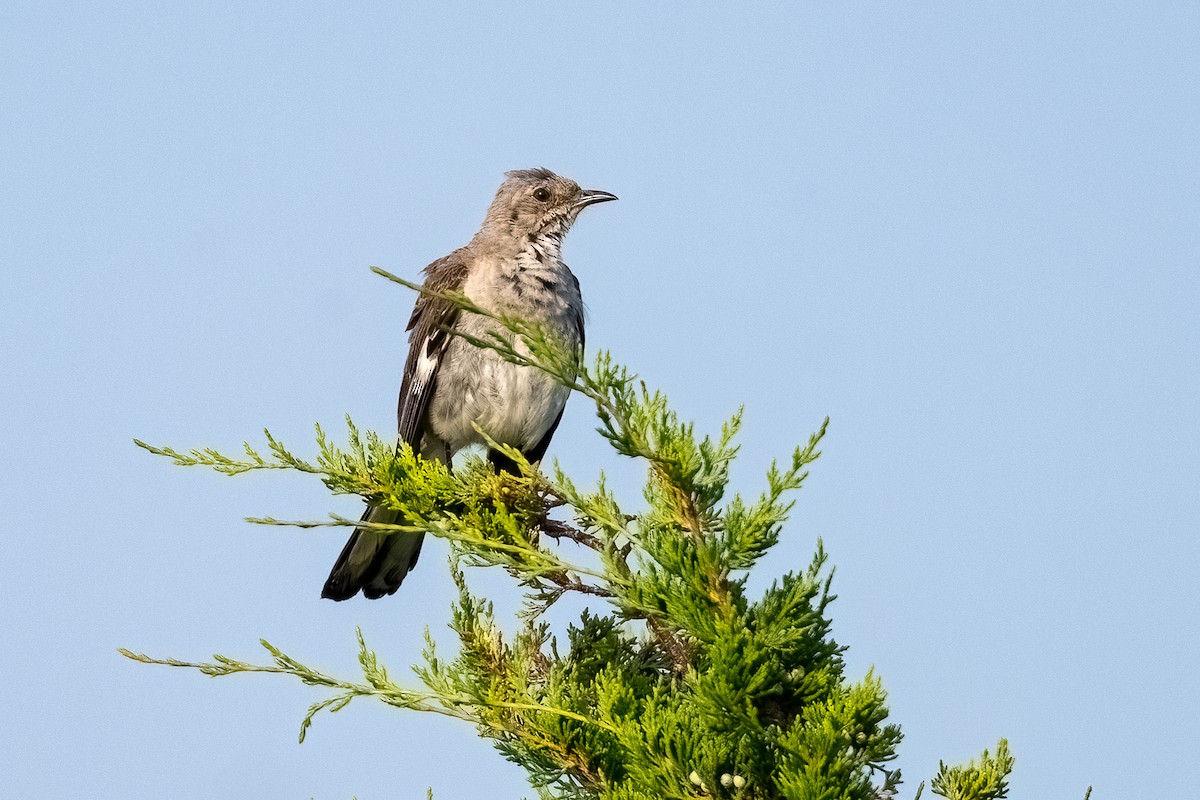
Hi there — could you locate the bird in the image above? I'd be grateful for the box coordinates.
[321,168,617,601]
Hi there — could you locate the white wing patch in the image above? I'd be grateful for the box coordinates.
[412,342,438,395]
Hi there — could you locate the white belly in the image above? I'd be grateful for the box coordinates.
[425,337,572,454]
[473,350,570,448]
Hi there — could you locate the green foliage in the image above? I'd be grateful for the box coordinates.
[125,270,1022,799]
[928,741,1014,800]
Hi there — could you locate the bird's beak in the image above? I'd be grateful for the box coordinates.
[573,189,618,209]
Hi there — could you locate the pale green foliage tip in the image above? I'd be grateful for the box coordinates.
[126,268,1022,800]
[930,740,1015,800]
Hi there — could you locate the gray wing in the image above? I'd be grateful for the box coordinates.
[569,271,585,351]
[321,250,470,602]
[396,250,470,448]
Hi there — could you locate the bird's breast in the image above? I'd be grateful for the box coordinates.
[463,249,583,326]
[425,251,582,453]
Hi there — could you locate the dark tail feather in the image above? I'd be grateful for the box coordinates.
[326,437,536,600]
[321,505,424,601]
[321,528,368,601]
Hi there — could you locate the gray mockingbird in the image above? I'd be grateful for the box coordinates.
[322,168,616,601]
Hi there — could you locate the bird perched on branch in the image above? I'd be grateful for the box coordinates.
[322,168,617,601]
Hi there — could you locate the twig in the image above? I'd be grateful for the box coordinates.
[646,617,693,675]
[541,518,602,550]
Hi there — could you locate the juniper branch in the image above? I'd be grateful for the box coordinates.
[119,635,617,744]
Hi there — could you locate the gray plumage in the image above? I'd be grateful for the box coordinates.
[322,168,616,601]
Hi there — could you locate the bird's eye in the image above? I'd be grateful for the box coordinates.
[533,187,551,202]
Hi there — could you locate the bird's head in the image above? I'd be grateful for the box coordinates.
[480,167,617,244]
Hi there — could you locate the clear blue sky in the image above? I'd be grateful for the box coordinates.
[3,2,1197,797]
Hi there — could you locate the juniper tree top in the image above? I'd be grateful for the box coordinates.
[128,271,1020,800]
